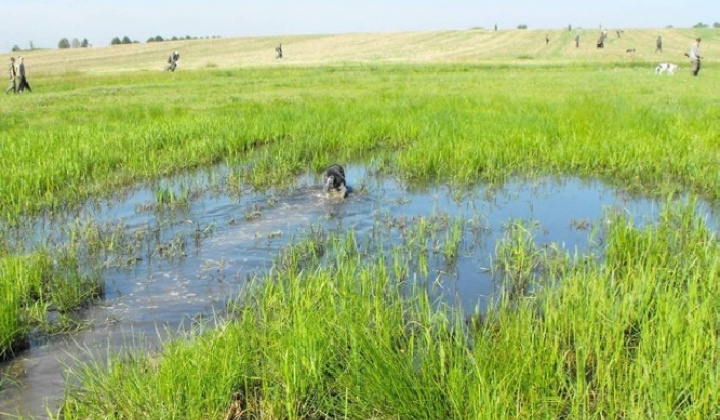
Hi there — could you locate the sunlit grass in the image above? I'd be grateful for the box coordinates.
[0,34,719,415]
[2,63,718,223]
[56,201,720,419]
[0,250,102,361]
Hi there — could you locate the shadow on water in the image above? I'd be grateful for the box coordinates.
[0,164,717,418]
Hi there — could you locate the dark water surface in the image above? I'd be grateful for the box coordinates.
[0,165,715,418]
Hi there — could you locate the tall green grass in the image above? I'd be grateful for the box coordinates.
[56,201,720,419]
[0,250,103,362]
[0,63,718,220]
[0,253,55,361]
[0,60,719,413]
[0,256,32,361]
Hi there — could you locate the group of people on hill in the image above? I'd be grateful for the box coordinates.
[653,35,703,76]
[5,56,31,94]
[3,35,707,88]
[579,30,703,77]
[161,42,286,72]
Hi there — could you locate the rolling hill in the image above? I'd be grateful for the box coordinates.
[3,27,717,75]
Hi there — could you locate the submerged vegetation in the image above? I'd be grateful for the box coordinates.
[58,202,720,419]
[0,31,719,417]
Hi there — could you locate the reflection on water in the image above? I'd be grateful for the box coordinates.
[0,165,716,418]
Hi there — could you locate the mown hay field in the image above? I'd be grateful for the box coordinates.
[5,27,717,74]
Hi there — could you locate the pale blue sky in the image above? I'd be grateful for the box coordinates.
[1,0,717,50]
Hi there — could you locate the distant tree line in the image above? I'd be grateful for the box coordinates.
[146,35,222,43]
[110,36,139,45]
[58,38,91,49]
[12,41,37,52]
[106,35,222,46]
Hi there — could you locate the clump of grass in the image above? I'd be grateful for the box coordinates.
[154,183,191,207]
[0,256,35,360]
[441,217,465,267]
[494,219,543,296]
[0,249,103,359]
[494,219,573,301]
[153,232,189,260]
[0,244,107,360]
[49,252,104,313]
[273,223,327,274]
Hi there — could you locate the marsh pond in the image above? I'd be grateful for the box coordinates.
[0,164,715,418]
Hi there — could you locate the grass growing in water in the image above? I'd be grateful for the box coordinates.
[1,63,719,220]
[0,251,102,362]
[0,53,719,413]
[57,203,720,419]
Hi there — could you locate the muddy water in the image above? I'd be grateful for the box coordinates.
[0,166,713,418]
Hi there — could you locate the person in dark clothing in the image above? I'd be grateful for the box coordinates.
[16,57,30,93]
[575,34,580,48]
[5,57,16,94]
[166,51,180,71]
[596,33,605,49]
[655,36,663,52]
[275,44,283,59]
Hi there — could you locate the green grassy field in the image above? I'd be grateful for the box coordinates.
[0,28,719,418]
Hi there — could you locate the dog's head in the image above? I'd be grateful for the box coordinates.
[324,175,336,192]
[323,165,346,191]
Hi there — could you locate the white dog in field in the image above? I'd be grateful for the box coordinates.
[655,63,678,75]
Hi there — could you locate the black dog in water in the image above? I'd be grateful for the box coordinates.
[322,164,347,194]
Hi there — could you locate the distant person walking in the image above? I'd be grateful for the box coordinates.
[545,34,549,46]
[16,57,30,93]
[5,57,16,94]
[596,32,605,49]
[655,36,663,52]
[688,38,702,76]
[575,34,580,48]
[275,43,283,59]
[166,51,180,71]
